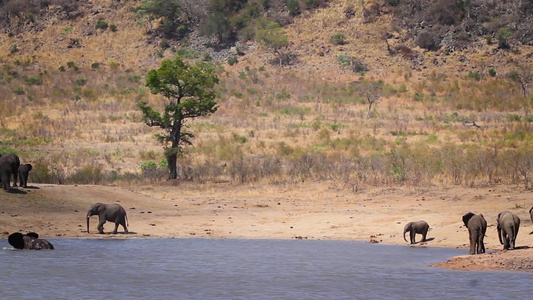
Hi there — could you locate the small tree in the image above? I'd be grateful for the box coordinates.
[353,80,385,118]
[139,56,219,179]
[201,11,232,44]
[255,21,289,66]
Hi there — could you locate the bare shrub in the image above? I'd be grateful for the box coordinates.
[65,164,104,184]
[29,158,65,184]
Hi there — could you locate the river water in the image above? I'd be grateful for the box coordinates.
[0,238,531,299]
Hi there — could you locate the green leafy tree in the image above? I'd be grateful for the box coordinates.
[137,0,194,38]
[255,21,289,66]
[139,56,219,179]
[202,11,232,43]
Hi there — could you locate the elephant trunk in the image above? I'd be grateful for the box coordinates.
[403,227,408,243]
[86,216,90,233]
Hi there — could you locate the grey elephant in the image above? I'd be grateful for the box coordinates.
[462,212,487,255]
[0,153,21,190]
[8,232,54,250]
[403,220,429,244]
[87,203,129,234]
[496,211,520,250]
[18,163,32,188]
[529,206,533,225]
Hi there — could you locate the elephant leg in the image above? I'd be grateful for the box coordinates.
[503,233,510,250]
[22,174,28,188]
[421,232,427,242]
[410,231,416,244]
[113,222,119,234]
[509,232,515,250]
[477,234,485,254]
[12,173,17,187]
[97,219,106,234]
[469,231,476,254]
[121,221,128,233]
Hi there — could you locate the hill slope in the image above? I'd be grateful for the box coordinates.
[0,0,531,188]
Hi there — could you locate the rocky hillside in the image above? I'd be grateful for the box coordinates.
[0,0,532,188]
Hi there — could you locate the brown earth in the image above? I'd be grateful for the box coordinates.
[1,182,532,272]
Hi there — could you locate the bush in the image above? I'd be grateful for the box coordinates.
[287,0,300,16]
[95,20,108,30]
[75,78,88,86]
[13,87,25,95]
[25,77,42,85]
[330,32,347,45]
[66,165,104,184]
[228,56,238,65]
[415,29,441,51]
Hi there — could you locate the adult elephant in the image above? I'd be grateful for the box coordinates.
[403,220,429,244]
[87,203,129,234]
[8,232,54,250]
[0,153,21,190]
[18,163,32,188]
[462,212,487,255]
[496,211,520,250]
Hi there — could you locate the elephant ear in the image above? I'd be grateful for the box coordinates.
[27,164,33,171]
[8,232,25,249]
[462,212,474,227]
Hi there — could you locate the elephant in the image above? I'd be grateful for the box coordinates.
[18,163,32,188]
[0,153,21,190]
[403,220,429,244]
[496,211,520,250]
[8,232,54,250]
[462,212,487,255]
[530,206,533,225]
[87,203,129,234]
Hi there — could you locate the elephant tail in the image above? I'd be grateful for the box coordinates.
[126,212,129,227]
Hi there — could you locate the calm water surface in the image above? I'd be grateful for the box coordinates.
[0,238,531,299]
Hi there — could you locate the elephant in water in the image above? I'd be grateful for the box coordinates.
[496,211,520,250]
[87,203,129,234]
[462,212,487,255]
[403,220,429,244]
[8,232,54,250]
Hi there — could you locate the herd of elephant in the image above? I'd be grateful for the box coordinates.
[404,209,532,255]
[0,153,32,190]
[3,153,532,254]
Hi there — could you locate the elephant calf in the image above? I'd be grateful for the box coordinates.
[403,220,429,244]
[18,163,32,188]
[87,203,129,234]
[497,211,520,250]
[8,232,54,250]
[462,212,487,255]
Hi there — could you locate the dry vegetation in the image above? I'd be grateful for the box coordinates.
[0,0,532,191]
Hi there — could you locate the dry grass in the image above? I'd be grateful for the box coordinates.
[0,0,532,189]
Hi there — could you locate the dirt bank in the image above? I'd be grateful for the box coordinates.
[1,182,532,272]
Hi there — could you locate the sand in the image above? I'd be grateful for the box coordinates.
[1,181,532,272]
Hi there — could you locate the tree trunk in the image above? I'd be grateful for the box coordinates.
[168,152,178,179]
[367,101,373,118]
